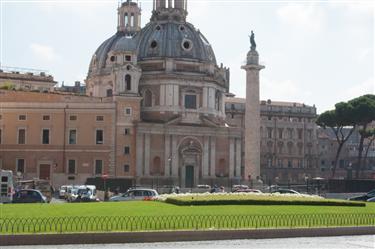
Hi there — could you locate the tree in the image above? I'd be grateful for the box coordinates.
[348,94,375,178]
[316,102,356,178]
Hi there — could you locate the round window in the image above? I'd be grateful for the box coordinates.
[179,25,185,31]
[181,39,193,51]
[126,65,131,70]
[150,40,158,49]
[156,25,161,31]
[110,56,115,62]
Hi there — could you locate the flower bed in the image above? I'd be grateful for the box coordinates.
[158,192,365,207]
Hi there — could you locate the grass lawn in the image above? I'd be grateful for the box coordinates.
[1,201,374,234]
[0,201,373,218]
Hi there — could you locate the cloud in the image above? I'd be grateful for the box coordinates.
[260,77,312,103]
[328,1,375,14]
[277,4,325,33]
[341,77,375,102]
[30,43,60,62]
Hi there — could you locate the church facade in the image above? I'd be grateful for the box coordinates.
[0,0,320,188]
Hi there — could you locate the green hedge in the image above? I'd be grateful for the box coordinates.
[165,195,365,207]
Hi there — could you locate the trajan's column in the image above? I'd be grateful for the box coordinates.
[241,31,265,181]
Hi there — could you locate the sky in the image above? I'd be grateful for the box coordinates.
[0,0,374,113]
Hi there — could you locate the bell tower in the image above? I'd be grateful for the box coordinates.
[118,0,141,35]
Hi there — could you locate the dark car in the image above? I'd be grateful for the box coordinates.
[13,189,47,203]
[349,189,375,201]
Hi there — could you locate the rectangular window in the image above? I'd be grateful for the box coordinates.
[96,130,104,144]
[267,128,273,139]
[96,116,104,121]
[19,115,26,121]
[124,128,130,135]
[125,55,131,61]
[125,108,132,116]
[69,129,77,145]
[0,114,2,120]
[16,159,25,173]
[42,129,50,144]
[124,164,130,173]
[18,129,26,144]
[278,128,283,139]
[184,95,197,109]
[124,146,130,155]
[68,159,76,174]
[43,115,50,121]
[0,129,2,144]
[69,115,77,121]
[95,160,103,175]
[298,129,303,140]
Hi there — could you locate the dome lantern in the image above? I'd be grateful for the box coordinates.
[118,0,141,35]
[152,0,188,22]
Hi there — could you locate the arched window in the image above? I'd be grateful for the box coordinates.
[130,13,134,27]
[124,13,129,26]
[151,157,162,176]
[215,91,221,111]
[125,74,131,91]
[106,89,113,97]
[144,89,152,107]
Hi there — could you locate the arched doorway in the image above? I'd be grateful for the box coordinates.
[178,137,202,188]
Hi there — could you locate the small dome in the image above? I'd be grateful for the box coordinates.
[137,22,216,63]
[89,32,138,71]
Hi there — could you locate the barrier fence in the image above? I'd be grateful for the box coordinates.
[1,213,375,234]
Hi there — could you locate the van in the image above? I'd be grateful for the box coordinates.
[0,170,14,203]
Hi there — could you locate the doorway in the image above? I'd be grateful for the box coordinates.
[185,165,194,188]
[39,164,51,180]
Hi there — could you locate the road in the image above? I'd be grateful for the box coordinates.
[3,235,374,249]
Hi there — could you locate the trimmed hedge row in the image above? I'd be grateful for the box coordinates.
[165,196,366,207]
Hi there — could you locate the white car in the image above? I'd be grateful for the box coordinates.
[109,188,158,202]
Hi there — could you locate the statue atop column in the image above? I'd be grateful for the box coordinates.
[249,30,256,51]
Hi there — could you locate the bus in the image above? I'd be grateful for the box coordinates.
[0,170,14,203]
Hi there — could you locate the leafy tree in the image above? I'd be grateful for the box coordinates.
[348,94,375,178]
[316,102,356,178]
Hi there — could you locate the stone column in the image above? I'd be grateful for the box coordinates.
[241,48,265,181]
[209,137,216,176]
[203,136,209,177]
[164,134,171,176]
[235,138,242,177]
[171,135,179,176]
[136,133,144,177]
[144,133,151,176]
[229,138,235,178]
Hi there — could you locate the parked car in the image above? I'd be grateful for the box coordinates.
[68,185,98,202]
[349,189,375,201]
[59,185,72,199]
[233,188,262,193]
[109,188,158,202]
[12,189,47,203]
[271,189,300,194]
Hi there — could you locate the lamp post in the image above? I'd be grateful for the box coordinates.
[347,162,353,180]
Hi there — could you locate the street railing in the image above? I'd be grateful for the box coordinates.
[1,213,375,234]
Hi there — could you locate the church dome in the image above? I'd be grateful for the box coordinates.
[137,22,217,64]
[89,32,139,72]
